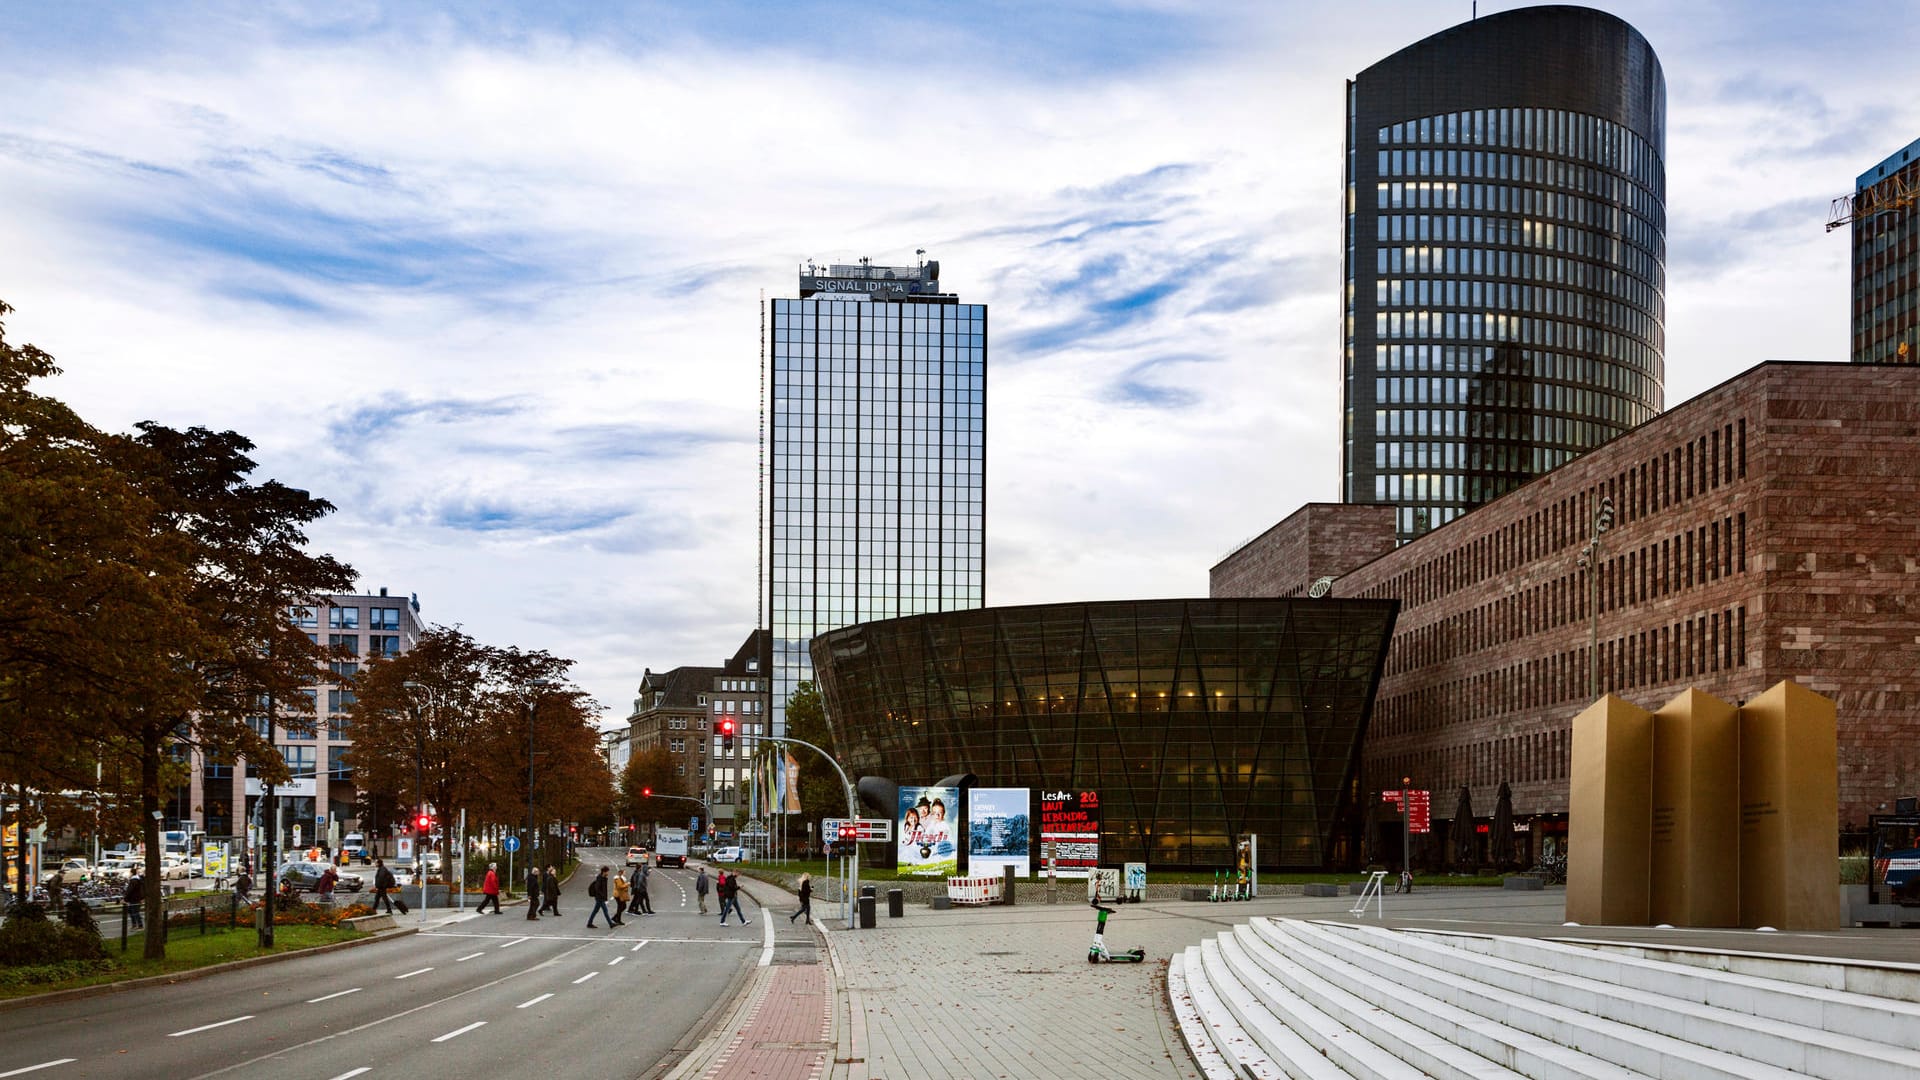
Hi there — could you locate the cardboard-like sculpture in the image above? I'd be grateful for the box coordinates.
[1567,679,1837,929]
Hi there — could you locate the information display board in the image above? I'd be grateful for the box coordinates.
[898,786,960,876]
[967,788,1031,876]
[1039,790,1101,878]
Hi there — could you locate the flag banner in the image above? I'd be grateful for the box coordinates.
[783,752,802,814]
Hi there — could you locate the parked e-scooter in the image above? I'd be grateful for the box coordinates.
[1087,900,1146,963]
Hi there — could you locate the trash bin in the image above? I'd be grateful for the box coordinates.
[858,893,876,929]
[887,888,904,918]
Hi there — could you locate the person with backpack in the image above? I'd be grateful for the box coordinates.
[586,866,614,928]
[123,871,145,929]
[372,858,400,914]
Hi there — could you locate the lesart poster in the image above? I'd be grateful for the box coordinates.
[1038,789,1101,878]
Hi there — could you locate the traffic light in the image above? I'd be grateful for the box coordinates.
[719,716,735,753]
[642,787,653,798]
[414,812,433,837]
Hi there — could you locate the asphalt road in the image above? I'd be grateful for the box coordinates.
[0,850,763,1080]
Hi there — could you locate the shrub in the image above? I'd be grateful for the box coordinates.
[0,959,115,990]
[61,898,99,936]
[0,917,108,966]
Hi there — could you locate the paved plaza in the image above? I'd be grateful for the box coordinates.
[676,874,1920,1080]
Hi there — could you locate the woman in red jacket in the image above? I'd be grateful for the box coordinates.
[477,862,502,914]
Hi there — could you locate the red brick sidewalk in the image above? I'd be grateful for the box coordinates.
[698,963,833,1080]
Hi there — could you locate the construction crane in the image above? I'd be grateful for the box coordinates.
[1828,170,1920,231]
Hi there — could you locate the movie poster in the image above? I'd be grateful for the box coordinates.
[966,788,1031,876]
[1038,789,1101,878]
[898,785,960,876]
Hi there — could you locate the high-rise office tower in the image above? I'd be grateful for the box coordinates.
[1845,137,1920,364]
[763,259,986,735]
[1342,6,1667,541]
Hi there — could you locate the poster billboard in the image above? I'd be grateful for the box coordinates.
[898,785,960,876]
[966,788,1031,877]
[1039,789,1101,878]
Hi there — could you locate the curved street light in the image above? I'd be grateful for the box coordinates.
[1576,494,1616,700]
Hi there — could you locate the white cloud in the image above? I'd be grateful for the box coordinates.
[4,0,1917,718]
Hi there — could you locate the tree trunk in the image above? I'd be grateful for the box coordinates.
[141,724,165,960]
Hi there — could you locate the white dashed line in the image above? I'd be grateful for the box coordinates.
[306,988,362,1003]
[608,955,624,966]
[0,1060,77,1078]
[324,1069,371,1080]
[759,911,774,967]
[431,1021,486,1043]
[500,936,530,947]
[517,993,553,1009]
[395,967,433,980]
[629,941,646,952]
[572,971,598,984]
[168,1016,254,1037]
[455,952,484,962]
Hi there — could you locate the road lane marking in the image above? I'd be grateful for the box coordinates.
[0,1061,77,1078]
[608,956,624,966]
[324,1070,371,1080]
[500,936,530,947]
[306,988,362,1003]
[759,913,774,967]
[516,993,553,1009]
[455,952,484,962]
[188,942,594,1079]
[395,967,433,979]
[572,971,598,984]
[630,941,646,952]
[426,932,749,945]
[431,1021,486,1043]
[168,1016,254,1037]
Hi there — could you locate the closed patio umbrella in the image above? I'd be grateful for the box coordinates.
[1451,785,1476,870]
[1490,781,1515,870]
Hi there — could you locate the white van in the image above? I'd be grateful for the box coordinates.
[341,833,367,863]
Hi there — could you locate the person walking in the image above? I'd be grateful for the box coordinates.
[540,865,562,915]
[123,871,145,930]
[719,871,749,925]
[714,871,732,923]
[525,865,543,921]
[477,863,501,914]
[317,865,338,902]
[695,867,710,915]
[633,863,654,916]
[586,866,614,928]
[789,873,812,925]
[610,867,630,925]
[372,859,397,914]
[234,869,254,905]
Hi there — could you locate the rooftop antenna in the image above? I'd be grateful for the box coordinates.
[916,248,926,268]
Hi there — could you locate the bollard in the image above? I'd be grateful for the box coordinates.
[119,906,128,953]
[857,893,876,929]
[199,903,206,936]
[1003,865,1016,907]
[859,883,876,900]
[887,888,904,918]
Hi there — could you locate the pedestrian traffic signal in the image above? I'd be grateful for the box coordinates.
[719,717,735,752]
[414,812,433,836]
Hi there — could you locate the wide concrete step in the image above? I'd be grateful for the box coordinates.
[1260,920,1853,1080]
[1366,925,1920,1060]
[1170,916,1920,1080]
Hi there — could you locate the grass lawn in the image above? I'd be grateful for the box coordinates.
[727,858,1505,888]
[0,923,365,1000]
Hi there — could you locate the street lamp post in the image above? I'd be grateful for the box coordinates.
[745,732,858,929]
[524,683,549,917]
[1576,494,1616,700]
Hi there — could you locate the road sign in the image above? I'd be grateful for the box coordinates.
[501,836,520,853]
[823,817,893,843]
[689,817,700,833]
[1381,789,1432,834]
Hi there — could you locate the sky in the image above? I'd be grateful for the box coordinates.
[3,0,1914,726]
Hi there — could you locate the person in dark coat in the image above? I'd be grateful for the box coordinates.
[789,873,812,925]
[586,866,613,928]
[372,859,398,914]
[719,871,749,925]
[632,863,653,916]
[540,865,561,915]
[695,867,710,914]
[525,865,542,921]
[123,872,145,929]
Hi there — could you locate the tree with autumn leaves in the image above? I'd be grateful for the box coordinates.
[347,627,614,869]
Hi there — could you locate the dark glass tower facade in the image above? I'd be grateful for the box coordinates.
[1342,6,1667,541]
[1848,136,1920,364]
[765,260,987,737]
[810,598,1399,870]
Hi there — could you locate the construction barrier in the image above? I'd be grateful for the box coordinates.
[946,875,1005,906]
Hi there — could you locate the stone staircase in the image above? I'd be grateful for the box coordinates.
[1168,917,1920,1080]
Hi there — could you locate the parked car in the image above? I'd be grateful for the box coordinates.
[42,858,91,885]
[624,846,648,867]
[277,860,365,893]
[422,852,444,875]
[708,846,744,864]
[95,855,141,879]
[160,854,192,880]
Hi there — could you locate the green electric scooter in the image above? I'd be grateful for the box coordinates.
[1087,900,1146,963]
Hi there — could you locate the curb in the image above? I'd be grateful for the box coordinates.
[0,925,420,1013]
[655,869,807,1080]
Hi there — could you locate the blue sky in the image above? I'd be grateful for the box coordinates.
[2,1,1913,722]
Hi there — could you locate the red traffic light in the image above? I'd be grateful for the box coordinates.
[718,718,735,736]
[642,787,653,798]
[414,813,433,833]
[838,824,857,840]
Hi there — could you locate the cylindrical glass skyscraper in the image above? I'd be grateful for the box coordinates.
[1342,6,1666,541]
